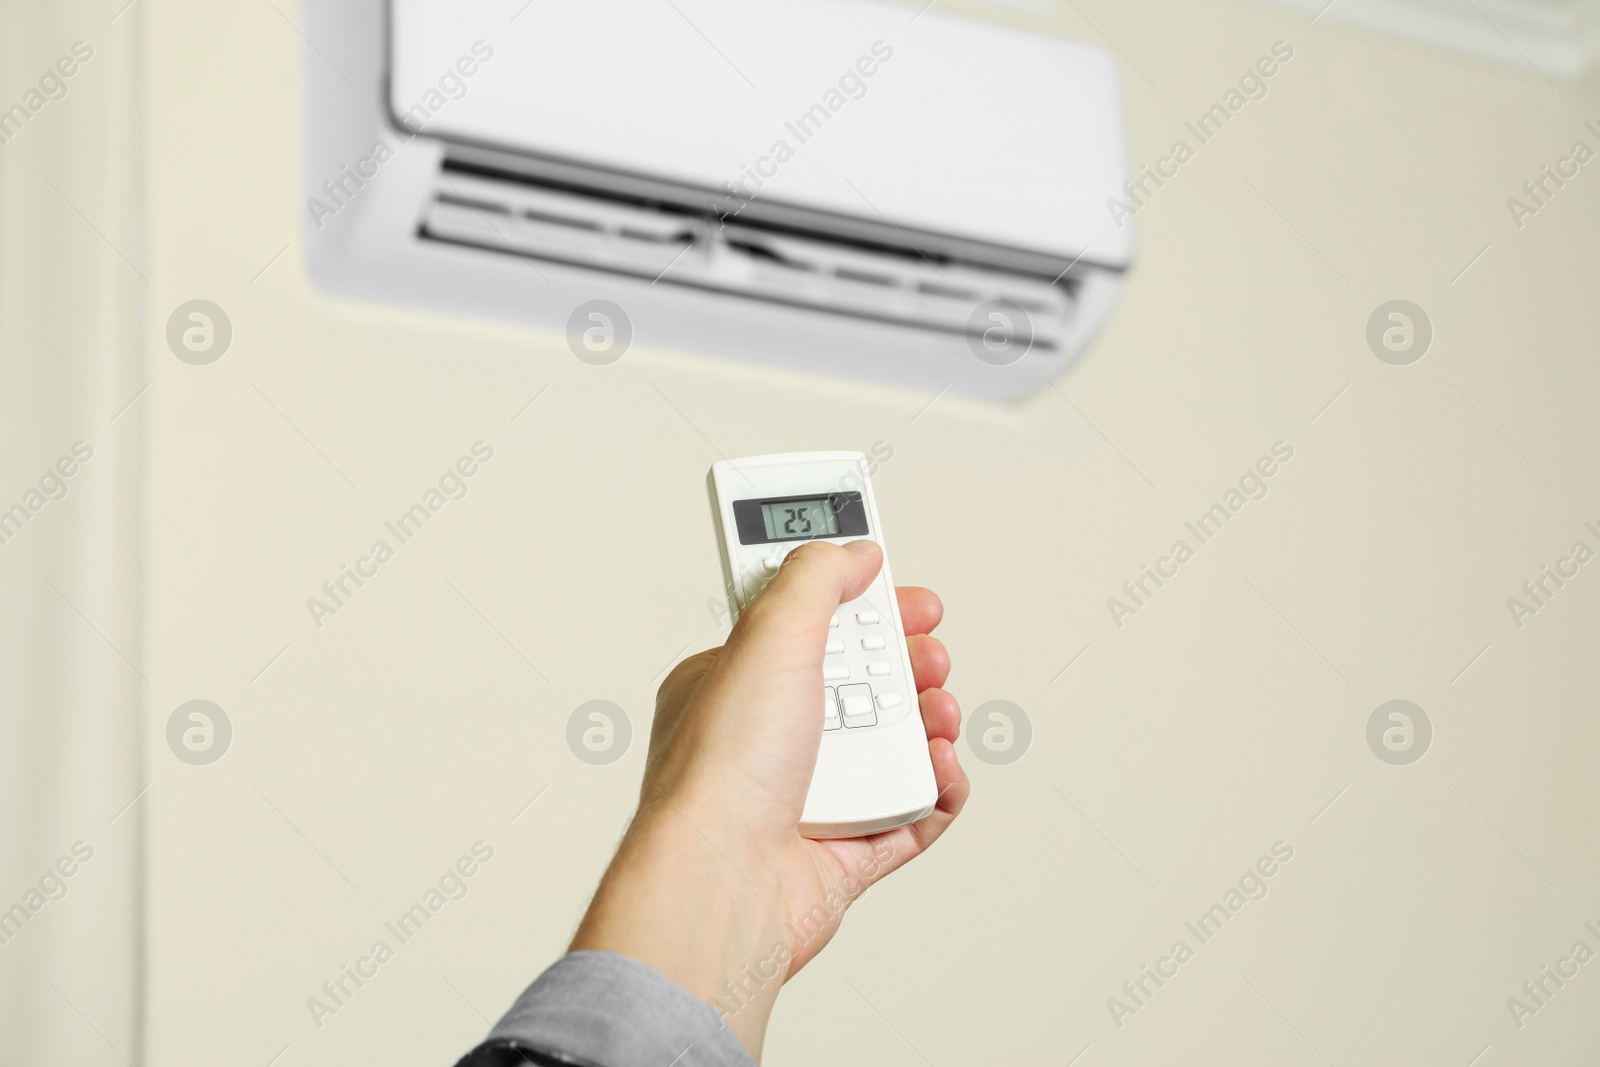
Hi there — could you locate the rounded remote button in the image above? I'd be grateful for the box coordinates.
[856,610,881,625]
[823,663,850,681]
[876,693,903,710]
[861,636,886,651]
[838,684,877,728]
[829,614,840,628]
[762,556,781,573]
[866,662,890,677]
[825,639,845,655]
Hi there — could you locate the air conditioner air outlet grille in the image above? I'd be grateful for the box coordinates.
[423,161,1078,349]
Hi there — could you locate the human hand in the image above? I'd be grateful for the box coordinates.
[568,541,969,1058]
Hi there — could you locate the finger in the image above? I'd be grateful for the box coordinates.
[895,587,942,636]
[905,634,950,692]
[829,738,969,884]
[928,738,969,818]
[727,541,882,670]
[918,687,961,744]
[898,739,970,856]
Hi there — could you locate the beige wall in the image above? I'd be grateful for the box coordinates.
[7,0,1600,1064]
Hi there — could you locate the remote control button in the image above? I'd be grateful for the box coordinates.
[825,639,845,655]
[838,684,877,728]
[829,614,840,628]
[866,662,890,677]
[762,556,781,573]
[856,610,880,625]
[876,693,903,710]
[861,636,886,651]
[823,663,850,682]
[824,687,842,731]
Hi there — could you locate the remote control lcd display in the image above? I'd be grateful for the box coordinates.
[761,497,839,541]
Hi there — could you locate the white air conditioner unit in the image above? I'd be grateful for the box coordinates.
[301,0,1133,400]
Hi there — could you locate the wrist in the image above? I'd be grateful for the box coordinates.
[570,800,790,1055]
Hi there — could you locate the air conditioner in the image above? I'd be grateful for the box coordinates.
[301,0,1133,400]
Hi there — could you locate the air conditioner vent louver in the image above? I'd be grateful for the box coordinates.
[421,157,1077,348]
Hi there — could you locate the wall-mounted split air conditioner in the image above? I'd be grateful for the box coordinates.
[301,0,1132,399]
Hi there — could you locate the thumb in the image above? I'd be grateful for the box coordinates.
[728,540,882,670]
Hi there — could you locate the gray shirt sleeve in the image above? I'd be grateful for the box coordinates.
[453,951,757,1067]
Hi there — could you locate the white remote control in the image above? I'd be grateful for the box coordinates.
[708,452,939,839]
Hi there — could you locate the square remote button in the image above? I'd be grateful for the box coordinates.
[823,663,850,682]
[855,610,881,625]
[838,684,877,728]
[866,662,890,677]
[824,687,842,731]
[861,636,886,651]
